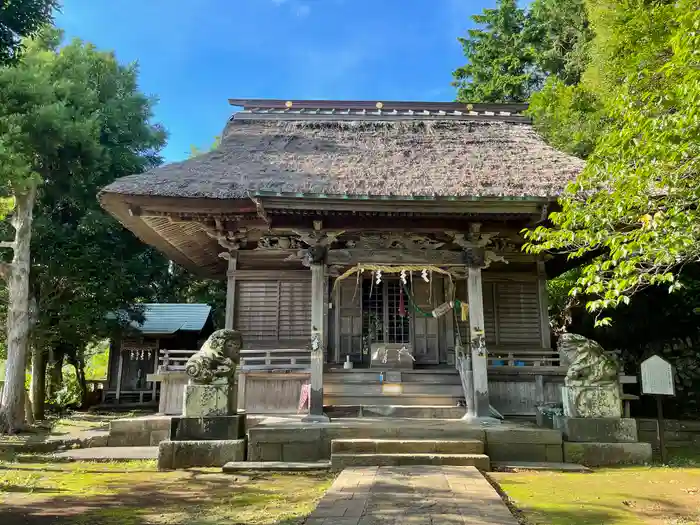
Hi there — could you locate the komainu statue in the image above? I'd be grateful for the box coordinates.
[558,333,619,386]
[558,333,622,418]
[185,329,242,384]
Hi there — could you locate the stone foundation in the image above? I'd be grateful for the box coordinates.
[555,417,638,443]
[170,415,246,441]
[108,417,171,447]
[563,442,652,467]
[484,428,563,463]
[157,439,246,470]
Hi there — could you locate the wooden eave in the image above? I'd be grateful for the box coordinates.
[100,190,556,278]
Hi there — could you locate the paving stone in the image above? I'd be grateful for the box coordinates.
[491,461,591,473]
[53,446,158,461]
[308,466,517,524]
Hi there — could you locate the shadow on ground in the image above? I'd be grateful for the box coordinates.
[0,461,333,525]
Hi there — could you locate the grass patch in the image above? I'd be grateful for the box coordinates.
[491,463,700,525]
[0,456,334,524]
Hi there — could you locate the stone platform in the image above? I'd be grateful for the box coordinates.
[247,417,563,465]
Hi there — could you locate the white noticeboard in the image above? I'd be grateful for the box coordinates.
[641,355,675,396]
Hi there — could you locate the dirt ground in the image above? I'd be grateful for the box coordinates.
[0,454,334,525]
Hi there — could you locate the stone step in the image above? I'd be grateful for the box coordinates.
[222,461,331,473]
[331,438,484,455]
[325,370,461,385]
[323,395,463,407]
[324,382,463,396]
[331,453,490,470]
[325,405,465,419]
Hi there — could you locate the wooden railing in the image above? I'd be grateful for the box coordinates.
[158,349,197,372]
[487,348,563,371]
[239,349,310,371]
[158,348,311,373]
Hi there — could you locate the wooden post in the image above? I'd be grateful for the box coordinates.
[305,262,329,422]
[467,266,491,418]
[151,339,159,402]
[225,253,238,330]
[115,350,124,403]
[537,261,551,349]
[237,371,247,412]
[657,395,668,464]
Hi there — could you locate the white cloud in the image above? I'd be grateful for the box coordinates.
[296,4,311,17]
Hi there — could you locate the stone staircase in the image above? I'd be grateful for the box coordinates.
[323,368,465,419]
[330,438,490,470]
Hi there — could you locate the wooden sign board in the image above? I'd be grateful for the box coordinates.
[641,355,675,396]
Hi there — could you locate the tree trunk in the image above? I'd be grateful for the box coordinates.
[0,185,37,434]
[30,347,46,420]
[75,358,87,408]
[47,348,64,399]
[23,389,35,426]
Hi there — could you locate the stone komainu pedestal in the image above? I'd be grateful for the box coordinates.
[561,382,622,418]
[183,382,235,418]
[157,329,247,470]
[556,333,652,466]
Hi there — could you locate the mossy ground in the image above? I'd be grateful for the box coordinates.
[0,453,334,524]
[490,448,700,525]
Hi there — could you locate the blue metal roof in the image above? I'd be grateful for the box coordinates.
[129,303,212,335]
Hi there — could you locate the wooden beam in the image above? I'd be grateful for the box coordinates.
[259,196,546,215]
[233,270,311,281]
[228,98,529,114]
[327,249,465,266]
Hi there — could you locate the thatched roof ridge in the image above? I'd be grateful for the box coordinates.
[101,117,584,201]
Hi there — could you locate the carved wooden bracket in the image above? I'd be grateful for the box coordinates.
[203,219,256,251]
[448,225,507,269]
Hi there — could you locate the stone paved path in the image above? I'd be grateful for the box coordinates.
[305,466,518,525]
[53,446,158,461]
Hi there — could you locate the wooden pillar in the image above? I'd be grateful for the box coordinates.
[225,253,238,330]
[305,262,329,421]
[537,260,551,349]
[115,351,124,404]
[467,266,491,418]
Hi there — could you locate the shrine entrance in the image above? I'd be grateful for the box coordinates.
[334,272,442,368]
[361,278,411,365]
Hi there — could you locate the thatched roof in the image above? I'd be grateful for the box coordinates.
[98,101,585,277]
[101,109,584,201]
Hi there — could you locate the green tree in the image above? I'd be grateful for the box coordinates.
[453,0,538,103]
[527,0,592,86]
[0,29,167,428]
[0,0,57,65]
[528,79,604,158]
[524,0,700,325]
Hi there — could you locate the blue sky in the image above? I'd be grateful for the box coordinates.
[56,0,500,162]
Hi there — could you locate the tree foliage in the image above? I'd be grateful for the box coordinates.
[453,0,593,104]
[453,0,538,103]
[0,0,57,66]
[526,0,591,86]
[0,29,169,423]
[524,0,700,325]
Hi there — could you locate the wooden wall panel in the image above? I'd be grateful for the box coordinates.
[235,275,312,347]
